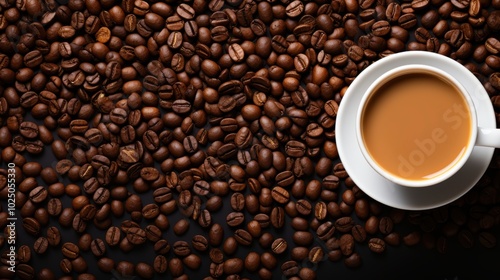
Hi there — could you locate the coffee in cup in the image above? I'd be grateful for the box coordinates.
[356,65,478,187]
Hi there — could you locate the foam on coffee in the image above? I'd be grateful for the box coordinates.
[361,72,472,181]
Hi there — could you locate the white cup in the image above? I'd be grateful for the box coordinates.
[355,64,500,188]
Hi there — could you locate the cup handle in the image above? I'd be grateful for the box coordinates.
[476,127,500,148]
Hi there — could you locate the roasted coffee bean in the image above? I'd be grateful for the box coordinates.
[403,231,421,246]
[271,238,287,254]
[62,242,79,259]
[20,122,39,138]
[398,13,418,29]
[336,217,355,233]
[143,225,161,242]
[271,186,290,204]
[296,199,312,216]
[286,1,304,17]
[384,232,401,246]
[77,234,92,253]
[209,223,224,246]
[154,239,171,255]
[192,235,209,251]
[177,3,195,20]
[234,229,252,246]
[293,231,313,247]
[34,237,49,254]
[153,255,167,274]
[173,219,190,236]
[23,217,41,236]
[17,264,35,279]
[46,226,61,247]
[105,226,121,246]
[317,221,335,241]
[307,246,324,263]
[281,260,299,277]
[127,227,147,245]
[173,241,191,257]
[344,253,362,268]
[226,212,245,227]
[379,217,394,234]
[30,186,48,203]
[230,192,245,211]
[90,239,106,257]
[349,225,366,243]
[368,238,386,253]
[271,207,285,228]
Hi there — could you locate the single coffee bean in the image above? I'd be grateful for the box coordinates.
[340,234,355,256]
[78,234,92,252]
[384,232,401,246]
[192,235,209,252]
[153,255,168,274]
[317,221,335,241]
[296,199,312,216]
[271,207,285,229]
[271,186,290,204]
[20,121,39,138]
[368,238,386,253]
[106,226,121,246]
[308,246,324,263]
[234,229,253,246]
[143,225,161,242]
[46,226,61,246]
[403,231,421,246]
[173,240,191,257]
[344,253,362,268]
[222,258,243,275]
[17,264,35,279]
[335,217,355,233]
[154,240,171,255]
[281,260,299,277]
[177,3,196,20]
[230,193,245,211]
[198,209,212,228]
[286,1,304,17]
[29,186,48,203]
[127,227,147,245]
[62,242,79,259]
[271,238,288,254]
[226,212,245,227]
[18,245,31,263]
[293,231,313,246]
[34,237,49,254]
[23,217,41,236]
[379,217,394,234]
[208,223,224,247]
[352,225,367,243]
[90,239,106,257]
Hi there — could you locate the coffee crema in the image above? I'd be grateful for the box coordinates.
[361,72,472,181]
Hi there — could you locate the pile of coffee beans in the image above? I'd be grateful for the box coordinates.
[0,0,500,279]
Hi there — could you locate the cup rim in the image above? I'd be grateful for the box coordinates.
[355,64,478,188]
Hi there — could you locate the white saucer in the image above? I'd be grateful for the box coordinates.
[336,51,496,210]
